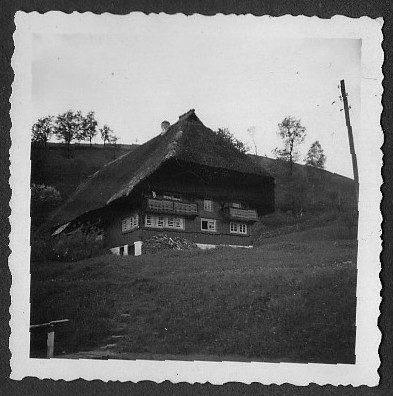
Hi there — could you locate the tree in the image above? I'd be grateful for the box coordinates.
[31,116,54,146]
[55,110,84,157]
[100,124,115,145]
[215,128,248,154]
[81,111,98,148]
[273,116,306,174]
[304,140,326,169]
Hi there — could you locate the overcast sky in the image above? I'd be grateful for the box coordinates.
[32,16,361,178]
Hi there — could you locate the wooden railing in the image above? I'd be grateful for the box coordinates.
[146,199,198,216]
[30,319,70,358]
[224,207,258,222]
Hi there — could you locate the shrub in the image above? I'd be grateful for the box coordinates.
[31,184,61,206]
[215,128,249,154]
[31,184,62,229]
[52,227,105,262]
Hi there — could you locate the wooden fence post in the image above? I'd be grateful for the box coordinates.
[30,319,69,359]
[47,324,55,358]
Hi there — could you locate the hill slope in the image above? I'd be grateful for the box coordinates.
[31,143,138,199]
[251,154,356,213]
[30,143,137,227]
[30,219,357,363]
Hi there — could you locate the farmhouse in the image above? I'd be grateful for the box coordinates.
[49,110,275,255]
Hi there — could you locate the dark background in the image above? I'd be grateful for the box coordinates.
[1,1,391,395]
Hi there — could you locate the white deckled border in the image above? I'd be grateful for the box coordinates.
[9,12,383,385]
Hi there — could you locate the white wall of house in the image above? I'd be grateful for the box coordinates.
[110,241,143,257]
[134,241,142,256]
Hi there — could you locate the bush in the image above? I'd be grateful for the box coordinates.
[31,184,61,206]
[215,128,249,154]
[52,227,105,262]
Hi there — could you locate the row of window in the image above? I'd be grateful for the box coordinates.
[145,215,184,229]
[121,214,247,235]
[200,219,247,234]
[230,222,247,234]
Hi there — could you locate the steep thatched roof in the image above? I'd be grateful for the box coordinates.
[49,110,272,227]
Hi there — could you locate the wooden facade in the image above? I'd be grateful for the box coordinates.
[103,157,274,254]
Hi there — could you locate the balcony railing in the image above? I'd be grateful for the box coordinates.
[146,198,198,216]
[224,207,258,222]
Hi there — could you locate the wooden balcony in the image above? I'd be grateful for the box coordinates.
[223,207,258,222]
[146,198,198,216]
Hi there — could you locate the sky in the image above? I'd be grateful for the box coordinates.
[32,17,361,178]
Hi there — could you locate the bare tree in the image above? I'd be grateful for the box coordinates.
[100,124,115,146]
[273,116,306,174]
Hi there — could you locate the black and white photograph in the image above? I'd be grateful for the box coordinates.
[9,12,382,385]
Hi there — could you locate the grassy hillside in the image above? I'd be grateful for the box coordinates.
[30,143,137,227]
[31,143,137,199]
[30,218,357,363]
[251,155,357,214]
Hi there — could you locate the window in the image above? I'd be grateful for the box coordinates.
[122,214,139,233]
[145,215,185,230]
[157,216,165,228]
[204,199,213,211]
[174,217,184,229]
[201,218,217,232]
[165,216,184,229]
[232,202,241,208]
[230,222,247,235]
[145,215,153,227]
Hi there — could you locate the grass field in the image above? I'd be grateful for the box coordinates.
[30,220,357,364]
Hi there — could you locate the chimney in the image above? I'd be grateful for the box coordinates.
[160,120,170,135]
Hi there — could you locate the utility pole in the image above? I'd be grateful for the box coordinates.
[340,79,359,202]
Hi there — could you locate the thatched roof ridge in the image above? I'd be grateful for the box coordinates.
[48,110,272,227]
